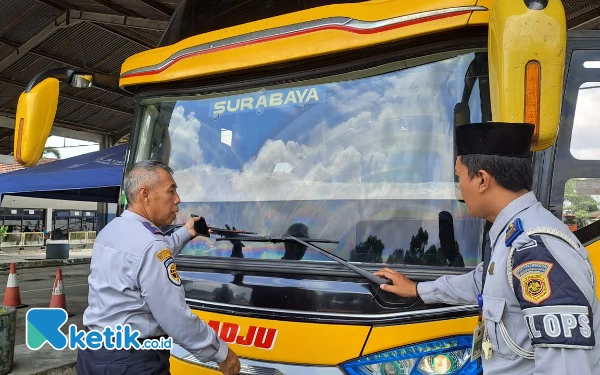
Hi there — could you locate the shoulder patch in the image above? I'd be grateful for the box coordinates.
[505,218,524,247]
[155,248,181,286]
[511,235,596,349]
[155,249,173,261]
[512,261,553,305]
[143,221,162,235]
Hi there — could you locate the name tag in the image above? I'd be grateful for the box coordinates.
[471,322,485,361]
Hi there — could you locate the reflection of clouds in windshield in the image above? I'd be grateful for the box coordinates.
[164,52,485,264]
[242,139,310,175]
[168,105,204,170]
[571,83,600,160]
[169,54,473,202]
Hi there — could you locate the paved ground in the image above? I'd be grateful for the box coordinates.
[0,249,92,270]
[0,264,90,346]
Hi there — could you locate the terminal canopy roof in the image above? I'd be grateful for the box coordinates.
[0,145,126,203]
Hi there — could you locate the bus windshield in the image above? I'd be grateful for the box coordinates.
[131,49,489,268]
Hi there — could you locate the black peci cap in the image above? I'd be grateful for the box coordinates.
[285,223,309,238]
[455,122,535,158]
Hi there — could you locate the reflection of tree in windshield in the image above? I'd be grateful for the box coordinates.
[350,235,384,263]
[352,224,464,267]
[393,227,451,266]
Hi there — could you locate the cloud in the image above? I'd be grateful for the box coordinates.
[571,83,600,160]
[166,54,470,203]
[167,105,204,170]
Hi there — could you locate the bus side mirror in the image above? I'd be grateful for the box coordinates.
[488,0,566,150]
[13,68,104,167]
[14,77,60,167]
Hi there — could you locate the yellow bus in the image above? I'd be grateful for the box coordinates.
[13,0,600,374]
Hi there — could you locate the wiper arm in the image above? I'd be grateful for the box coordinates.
[162,222,256,237]
[216,235,389,286]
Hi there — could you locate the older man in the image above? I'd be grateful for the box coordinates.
[77,160,240,375]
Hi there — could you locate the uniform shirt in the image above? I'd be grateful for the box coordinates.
[83,210,228,363]
[418,192,600,374]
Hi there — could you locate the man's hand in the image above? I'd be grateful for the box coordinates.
[184,216,200,238]
[184,216,211,238]
[218,348,241,375]
[374,268,418,297]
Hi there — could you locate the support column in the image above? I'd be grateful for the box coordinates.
[45,208,53,233]
[96,135,115,231]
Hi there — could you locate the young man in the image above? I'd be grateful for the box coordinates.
[375,122,600,374]
[78,160,240,375]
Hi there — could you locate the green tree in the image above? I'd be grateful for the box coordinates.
[405,227,430,265]
[351,235,384,263]
[387,248,405,264]
[564,179,599,227]
[42,147,61,159]
[0,225,7,242]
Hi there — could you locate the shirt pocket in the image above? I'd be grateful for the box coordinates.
[482,294,517,360]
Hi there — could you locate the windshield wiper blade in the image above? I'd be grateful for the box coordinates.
[162,224,256,237]
[216,235,389,286]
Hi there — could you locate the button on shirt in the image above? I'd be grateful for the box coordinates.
[418,192,600,374]
[83,210,228,363]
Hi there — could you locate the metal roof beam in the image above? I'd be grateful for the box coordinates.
[568,7,600,30]
[35,0,76,11]
[0,113,109,140]
[136,0,174,17]
[69,9,168,31]
[90,23,154,49]
[88,0,142,18]
[113,126,131,143]
[0,13,79,72]
[0,37,112,74]
[0,78,132,116]
[29,50,111,76]
[0,36,127,75]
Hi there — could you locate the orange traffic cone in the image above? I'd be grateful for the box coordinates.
[49,268,67,311]
[4,263,27,308]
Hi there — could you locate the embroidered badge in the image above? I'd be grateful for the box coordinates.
[155,248,181,286]
[512,261,554,304]
[505,218,524,247]
[155,249,172,262]
[143,222,162,234]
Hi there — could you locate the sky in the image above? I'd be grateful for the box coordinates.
[570,82,600,160]
[44,135,99,159]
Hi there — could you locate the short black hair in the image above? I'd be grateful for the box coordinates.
[460,154,533,193]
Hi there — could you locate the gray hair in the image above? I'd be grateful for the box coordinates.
[123,160,173,203]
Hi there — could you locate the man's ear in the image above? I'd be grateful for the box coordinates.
[139,187,150,202]
[477,169,492,193]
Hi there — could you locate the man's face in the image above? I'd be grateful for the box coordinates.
[455,156,482,217]
[146,168,181,226]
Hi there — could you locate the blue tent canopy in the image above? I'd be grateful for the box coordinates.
[0,144,127,203]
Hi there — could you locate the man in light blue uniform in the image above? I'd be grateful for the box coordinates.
[375,122,600,374]
[77,160,240,375]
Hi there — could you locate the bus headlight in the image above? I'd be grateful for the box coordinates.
[342,335,481,375]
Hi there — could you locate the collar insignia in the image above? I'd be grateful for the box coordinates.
[505,218,524,247]
[143,221,162,235]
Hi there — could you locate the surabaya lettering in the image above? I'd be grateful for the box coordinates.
[208,320,278,350]
[212,87,320,116]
